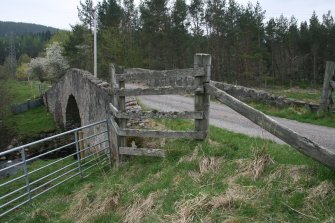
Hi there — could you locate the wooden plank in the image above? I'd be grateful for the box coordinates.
[109,103,119,117]
[109,117,120,135]
[108,117,120,167]
[116,67,205,81]
[319,61,335,112]
[114,110,204,120]
[330,79,335,89]
[110,64,119,106]
[118,128,206,139]
[110,86,202,96]
[206,83,335,170]
[119,147,166,157]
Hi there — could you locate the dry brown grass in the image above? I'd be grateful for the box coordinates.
[123,191,161,223]
[289,165,310,183]
[31,208,51,219]
[229,184,259,201]
[146,119,168,131]
[188,171,201,183]
[222,218,239,223]
[207,139,221,147]
[171,193,209,223]
[64,184,119,223]
[307,180,335,201]
[266,165,311,186]
[266,165,286,183]
[186,156,223,183]
[323,217,335,223]
[170,186,255,223]
[249,147,274,180]
[208,195,233,209]
[170,169,263,223]
[234,147,274,181]
[173,174,183,185]
[199,157,223,174]
[178,148,199,163]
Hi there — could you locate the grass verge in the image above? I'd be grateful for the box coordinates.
[1,79,56,139]
[3,119,335,222]
[5,106,57,139]
[4,80,48,105]
[268,87,321,104]
[248,102,335,128]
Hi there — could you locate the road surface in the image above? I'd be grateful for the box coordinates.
[137,94,335,150]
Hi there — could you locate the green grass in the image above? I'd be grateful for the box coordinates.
[250,85,334,128]
[1,79,56,138]
[267,87,321,103]
[3,79,48,105]
[5,106,57,138]
[213,84,332,128]
[3,119,335,222]
[249,102,335,128]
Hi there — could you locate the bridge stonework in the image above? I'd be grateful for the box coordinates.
[44,69,112,128]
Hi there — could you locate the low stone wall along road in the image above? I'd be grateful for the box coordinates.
[137,94,335,150]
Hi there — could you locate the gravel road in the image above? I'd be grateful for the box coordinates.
[137,94,335,150]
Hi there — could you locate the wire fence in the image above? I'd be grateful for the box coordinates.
[0,120,111,217]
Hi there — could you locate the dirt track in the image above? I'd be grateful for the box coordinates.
[137,94,335,150]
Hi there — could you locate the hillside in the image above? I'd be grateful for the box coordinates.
[0,21,58,64]
[0,21,58,36]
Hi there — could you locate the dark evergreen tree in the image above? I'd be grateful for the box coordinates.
[63,25,93,72]
[77,0,95,29]
[140,0,170,68]
[170,0,190,68]
[64,0,335,87]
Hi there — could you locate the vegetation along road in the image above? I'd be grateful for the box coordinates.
[138,94,335,150]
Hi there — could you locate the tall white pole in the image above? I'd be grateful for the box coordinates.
[93,9,97,78]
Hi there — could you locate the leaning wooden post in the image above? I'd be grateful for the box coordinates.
[194,54,211,140]
[118,67,127,164]
[319,61,335,112]
[109,63,120,167]
[110,64,119,107]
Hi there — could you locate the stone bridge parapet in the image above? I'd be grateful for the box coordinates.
[44,69,112,129]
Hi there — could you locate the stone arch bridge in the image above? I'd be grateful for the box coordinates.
[44,69,112,130]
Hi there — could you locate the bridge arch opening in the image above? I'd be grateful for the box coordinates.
[65,95,81,130]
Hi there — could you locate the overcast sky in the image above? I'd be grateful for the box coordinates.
[0,0,334,30]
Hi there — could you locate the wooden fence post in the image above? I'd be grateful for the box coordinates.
[194,54,211,139]
[109,63,120,167]
[319,61,335,112]
[110,64,118,107]
[118,67,127,164]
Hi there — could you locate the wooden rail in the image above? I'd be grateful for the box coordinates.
[116,67,205,81]
[118,128,206,139]
[119,147,166,157]
[109,85,202,96]
[206,83,335,170]
[109,103,203,119]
